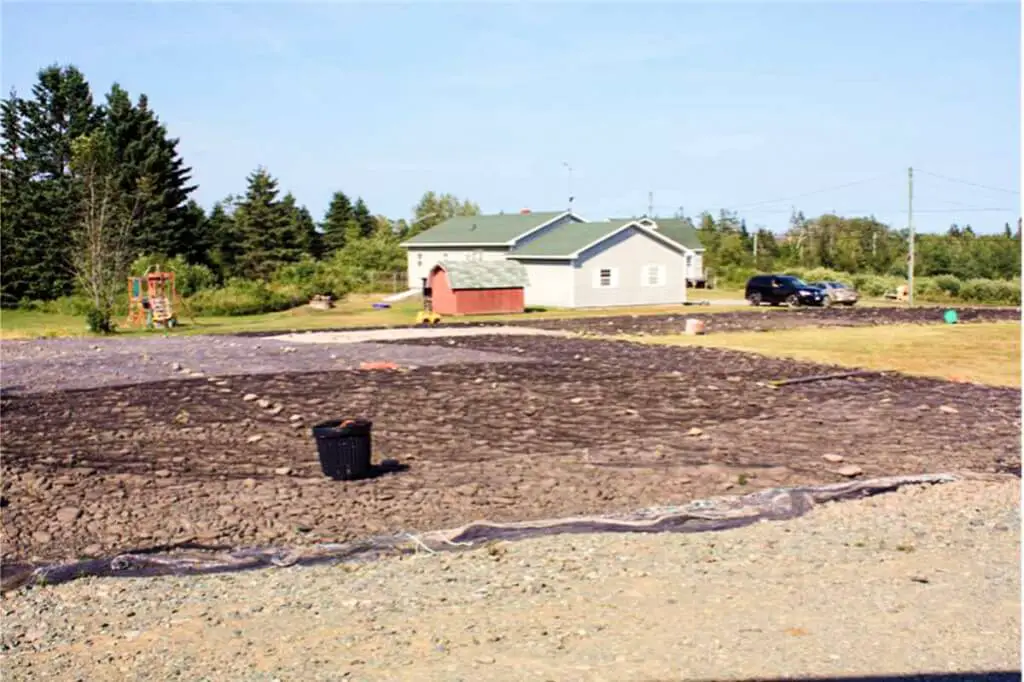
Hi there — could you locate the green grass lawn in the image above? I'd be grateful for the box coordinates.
[0,292,759,340]
[0,287,1001,341]
[629,321,1021,387]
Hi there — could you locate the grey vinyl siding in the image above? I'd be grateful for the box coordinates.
[517,258,575,308]
[571,227,687,307]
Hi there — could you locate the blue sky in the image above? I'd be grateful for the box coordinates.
[2,1,1020,233]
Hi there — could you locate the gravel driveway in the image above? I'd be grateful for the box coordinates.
[2,478,1018,681]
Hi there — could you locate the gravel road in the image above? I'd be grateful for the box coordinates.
[2,478,1018,681]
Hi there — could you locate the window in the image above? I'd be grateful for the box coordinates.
[417,253,423,266]
[594,267,617,288]
[685,254,692,270]
[642,264,665,287]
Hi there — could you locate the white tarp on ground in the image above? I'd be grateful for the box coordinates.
[4,473,992,593]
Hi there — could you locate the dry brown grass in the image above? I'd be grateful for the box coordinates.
[629,321,1021,387]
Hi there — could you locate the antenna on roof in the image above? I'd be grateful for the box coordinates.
[648,191,654,218]
[562,162,573,213]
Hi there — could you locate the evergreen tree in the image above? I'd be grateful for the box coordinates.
[14,65,104,300]
[103,84,196,258]
[206,198,242,280]
[321,190,354,254]
[233,167,293,279]
[0,90,32,305]
[178,200,209,266]
[278,192,312,264]
[353,197,375,239]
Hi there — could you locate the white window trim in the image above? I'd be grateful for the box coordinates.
[593,267,619,289]
[641,264,666,287]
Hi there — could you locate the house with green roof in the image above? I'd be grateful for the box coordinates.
[399,210,585,289]
[399,209,704,309]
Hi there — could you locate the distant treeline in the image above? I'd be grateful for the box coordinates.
[2,64,1019,322]
[0,64,479,319]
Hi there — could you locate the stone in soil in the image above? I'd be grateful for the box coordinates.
[0,333,1018,563]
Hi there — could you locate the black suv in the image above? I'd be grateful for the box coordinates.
[745,274,827,307]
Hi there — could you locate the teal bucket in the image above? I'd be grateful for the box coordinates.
[943,309,959,325]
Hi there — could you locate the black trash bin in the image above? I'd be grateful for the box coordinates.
[312,419,373,480]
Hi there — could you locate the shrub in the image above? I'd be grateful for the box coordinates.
[131,254,216,297]
[932,274,962,297]
[186,279,311,317]
[273,258,355,299]
[960,278,1021,306]
[854,275,900,297]
[85,307,116,334]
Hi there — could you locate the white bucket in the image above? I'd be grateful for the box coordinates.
[684,318,706,335]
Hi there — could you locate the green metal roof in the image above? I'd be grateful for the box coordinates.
[649,218,703,250]
[508,220,634,258]
[402,212,565,246]
[435,260,529,290]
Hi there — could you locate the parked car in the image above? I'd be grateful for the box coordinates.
[810,281,859,306]
[745,274,828,307]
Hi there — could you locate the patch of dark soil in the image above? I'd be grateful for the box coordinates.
[515,305,1021,336]
[225,305,1020,339]
[1,335,1017,564]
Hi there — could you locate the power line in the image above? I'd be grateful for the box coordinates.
[652,205,1014,215]
[727,173,895,211]
[914,168,1020,195]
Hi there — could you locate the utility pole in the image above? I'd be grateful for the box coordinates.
[753,231,759,259]
[648,191,654,218]
[908,166,915,306]
[872,231,877,258]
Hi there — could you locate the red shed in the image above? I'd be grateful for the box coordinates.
[428,260,528,316]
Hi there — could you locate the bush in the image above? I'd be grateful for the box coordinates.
[960,278,1021,306]
[710,265,757,288]
[186,279,309,316]
[40,295,95,316]
[273,258,353,299]
[85,307,116,334]
[931,274,962,297]
[131,254,216,297]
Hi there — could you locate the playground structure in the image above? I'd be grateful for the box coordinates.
[126,269,188,329]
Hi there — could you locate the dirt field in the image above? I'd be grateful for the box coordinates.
[2,331,1018,567]
[520,304,1022,336]
[224,304,1021,340]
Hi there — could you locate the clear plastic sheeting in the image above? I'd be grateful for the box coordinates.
[1,473,962,593]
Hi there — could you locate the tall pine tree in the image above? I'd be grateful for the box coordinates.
[206,197,242,280]
[14,65,104,300]
[103,84,196,258]
[1,90,32,305]
[353,197,375,239]
[233,168,295,279]
[320,190,355,255]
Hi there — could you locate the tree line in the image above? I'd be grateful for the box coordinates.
[2,63,1018,324]
[680,209,1021,283]
[0,64,481,323]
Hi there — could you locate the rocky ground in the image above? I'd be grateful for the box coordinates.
[0,329,553,395]
[1,478,1018,681]
[2,334,1019,565]
[519,305,1021,337]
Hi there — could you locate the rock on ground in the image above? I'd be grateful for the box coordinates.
[1,479,1018,681]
